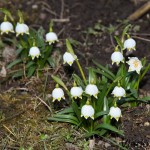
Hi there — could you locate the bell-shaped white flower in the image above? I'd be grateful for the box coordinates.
[63,52,76,66]
[29,46,41,60]
[112,86,126,99]
[81,104,94,119]
[52,87,65,102]
[111,51,124,65]
[124,38,136,51]
[127,57,143,74]
[46,32,58,45]
[15,23,29,36]
[85,84,99,98]
[0,21,14,34]
[70,86,83,99]
[109,106,122,121]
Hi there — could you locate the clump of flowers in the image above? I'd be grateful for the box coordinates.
[48,25,150,141]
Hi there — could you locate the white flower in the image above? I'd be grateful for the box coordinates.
[29,46,41,60]
[0,21,14,34]
[15,23,29,36]
[85,84,99,98]
[127,57,143,74]
[124,38,136,51]
[70,86,83,99]
[63,52,76,66]
[111,51,124,65]
[112,86,126,99]
[46,32,58,44]
[109,106,122,121]
[52,88,65,102]
[81,104,94,119]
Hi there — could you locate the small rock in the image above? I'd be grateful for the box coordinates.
[0,66,7,77]
[39,13,47,20]
[104,142,111,148]
[98,140,103,145]
[32,4,38,10]
[65,143,79,150]
[144,122,149,127]
[89,139,95,150]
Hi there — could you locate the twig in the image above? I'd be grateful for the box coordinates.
[60,0,65,19]
[51,18,70,23]
[132,36,150,42]
[36,96,52,113]
[3,125,17,138]
[128,1,150,21]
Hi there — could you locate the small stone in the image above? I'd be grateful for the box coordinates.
[32,4,38,10]
[98,140,103,145]
[144,122,149,126]
[104,142,111,148]
[89,139,95,150]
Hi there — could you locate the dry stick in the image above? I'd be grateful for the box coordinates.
[36,96,52,113]
[132,36,150,42]
[128,1,150,21]
[60,0,65,19]
[3,125,17,138]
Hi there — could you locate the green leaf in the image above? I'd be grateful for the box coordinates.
[93,61,115,79]
[47,57,55,68]
[7,59,22,69]
[114,36,123,49]
[66,39,75,55]
[94,111,109,119]
[51,75,68,91]
[138,96,150,101]
[122,24,132,41]
[48,117,78,125]
[72,101,81,121]
[88,67,97,84]
[27,66,36,78]
[0,8,14,22]
[52,114,79,123]
[57,107,74,114]
[94,123,124,136]
[26,61,35,69]
[72,74,85,88]
[12,70,24,78]
[84,130,107,138]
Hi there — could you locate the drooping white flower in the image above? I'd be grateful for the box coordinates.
[85,84,99,98]
[15,23,29,36]
[0,21,14,34]
[63,52,76,66]
[124,38,136,51]
[111,51,124,65]
[127,57,143,74]
[81,104,94,119]
[109,106,122,121]
[46,32,58,45]
[52,87,65,102]
[70,86,83,99]
[29,46,41,60]
[112,86,126,99]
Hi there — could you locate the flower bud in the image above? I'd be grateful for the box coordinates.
[29,46,41,60]
[109,106,121,121]
[112,86,126,99]
[81,104,94,119]
[63,52,76,66]
[70,86,83,99]
[127,57,143,74]
[124,38,136,51]
[85,84,98,98]
[52,87,65,102]
[0,21,14,34]
[111,51,124,65]
[15,23,29,36]
[46,32,58,45]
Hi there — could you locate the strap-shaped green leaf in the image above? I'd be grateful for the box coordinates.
[94,123,124,136]
[7,59,22,69]
[57,107,74,114]
[94,111,109,120]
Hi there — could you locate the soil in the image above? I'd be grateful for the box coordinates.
[0,0,150,149]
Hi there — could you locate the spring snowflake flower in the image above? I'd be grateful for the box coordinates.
[111,51,124,65]
[124,38,136,51]
[81,104,94,119]
[70,86,83,99]
[127,57,143,74]
[52,87,65,102]
[0,21,14,34]
[63,52,77,66]
[29,46,41,60]
[109,106,122,121]
[112,86,126,99]
[15,23,29,36]
[85,84,99,98]
[46,32,58,45]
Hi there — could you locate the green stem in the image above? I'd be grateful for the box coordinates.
[75,59,86,84]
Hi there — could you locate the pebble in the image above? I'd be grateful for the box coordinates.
[104,142,111,148]
[144,122,149,126]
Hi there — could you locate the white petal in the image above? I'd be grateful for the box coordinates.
[111,52,123,64]
[63,52,76,66]
[124,38,136,49]
[81,105,94,119]
[52,88,64,100]
[70,86,83,97]
[85,84,98,97]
